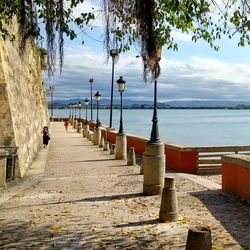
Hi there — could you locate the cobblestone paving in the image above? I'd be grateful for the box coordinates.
[0,123,249,249]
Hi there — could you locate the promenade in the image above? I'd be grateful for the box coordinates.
[0,122,249,249]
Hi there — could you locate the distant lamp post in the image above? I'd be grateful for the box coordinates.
[117,76,125,134]
[84,98,89,125]
[73,102,77,128]
[115,76,127,160]
[78,101,82,121]
[93,91,101,145]
[69,103,72,120]
[109,49,119,128]
[49,86,55,119]
[95,91,101,128]
[77,101,82,132]
[89,78,94,121]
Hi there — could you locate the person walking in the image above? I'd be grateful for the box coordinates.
[42,126,50,148]
[64,120,69,132]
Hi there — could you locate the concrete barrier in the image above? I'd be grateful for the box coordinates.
[222,155,250,202]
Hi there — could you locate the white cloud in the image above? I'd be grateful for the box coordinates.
[171,31,192,42]
[45,44,250,102]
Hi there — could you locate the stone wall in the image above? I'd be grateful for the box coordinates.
[0,22,49,177]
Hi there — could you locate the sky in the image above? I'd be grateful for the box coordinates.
[44,0,250,103]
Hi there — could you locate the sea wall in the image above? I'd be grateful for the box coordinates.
[0,21,49,177]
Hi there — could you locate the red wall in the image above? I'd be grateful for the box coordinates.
[165,148,198,173]
[222,162,250,201]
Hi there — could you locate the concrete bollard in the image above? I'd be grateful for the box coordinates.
[140,156,144,174]
[159,177,178,222]
[127,147,136,166]
[0,149,8,188]
[99,137,104,148]
[103,141,110,151]
[185,226,212,250]
[110,144,115,155]
[89,132,93,142]
[143,141,165,195]
[93,128,101,146]
[115,133,127,160]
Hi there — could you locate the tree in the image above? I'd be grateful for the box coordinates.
[0,0,94,77]
[1,0,250,79]
[102,0,250,80]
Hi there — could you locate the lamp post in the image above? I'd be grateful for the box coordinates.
[109,49,119,128]
[49,86,55,120]
[95,91,101,129]
[77,101,82,133]
[93,91,101,145]
[73,102,77,128]
[78,101,82,121]
[117,76,125,134]
[89,78,93,121]
[115,76,127,160]
[143,70,165,196]
[69,103,72,121]
[84,98,89,125]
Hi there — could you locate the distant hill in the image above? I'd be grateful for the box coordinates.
[48,99,250,109]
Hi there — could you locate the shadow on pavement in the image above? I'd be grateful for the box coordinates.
[0,218,185,249]
[115,219,158,228]
[190,189,250,249]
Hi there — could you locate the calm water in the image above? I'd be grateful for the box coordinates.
[49,109,250,147]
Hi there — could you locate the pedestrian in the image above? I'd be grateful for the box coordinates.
[64,120,69,132]
[42,126,50,148]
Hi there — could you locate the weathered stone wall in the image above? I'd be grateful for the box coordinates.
[0,22,49,177]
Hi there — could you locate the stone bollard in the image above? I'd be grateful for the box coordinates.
[0,149,9,188]
[185,226,212,250]
[159,177,178,222]
[143,141,165,195]
[140,156,144,174]
[82,125,86,138]
[99,137,104,148]
[103,141,110,151]
[93,128,101,146]
[110,144,115,155]
[89,132,94,142]
[127,147,136,166]
[115,133,127,160]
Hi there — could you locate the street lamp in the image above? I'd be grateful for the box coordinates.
[69,103,72,120]
[89,78,94,121]
[74,102,77,120]
[78,101,82,121]
[95,91,101,129]
[117,76,125,134]
[150,78,160,143]
[77,101,82,132]
[109,49,119,128]
[84,98,89,125]
[73,102,77,128]
[142,65,165,196]
[49,86,55,119]
[115,76,127,160]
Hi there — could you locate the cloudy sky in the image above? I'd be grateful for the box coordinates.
[44,0,250,103]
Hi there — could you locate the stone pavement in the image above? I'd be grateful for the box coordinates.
[0,122,249,249]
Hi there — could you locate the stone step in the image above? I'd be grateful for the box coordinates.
[196,167,221,175]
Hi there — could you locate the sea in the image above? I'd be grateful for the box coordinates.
[49,109,250,147]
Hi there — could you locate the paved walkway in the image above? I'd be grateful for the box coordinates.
[0,122,249,249]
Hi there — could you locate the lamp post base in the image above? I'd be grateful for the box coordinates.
[83,124,89,138]
[93,128,101,145]
[115,133,127,160]
[77,122,82,133]
[143,141,165,195]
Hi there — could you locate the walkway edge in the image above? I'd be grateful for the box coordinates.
[0,146,49,205]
